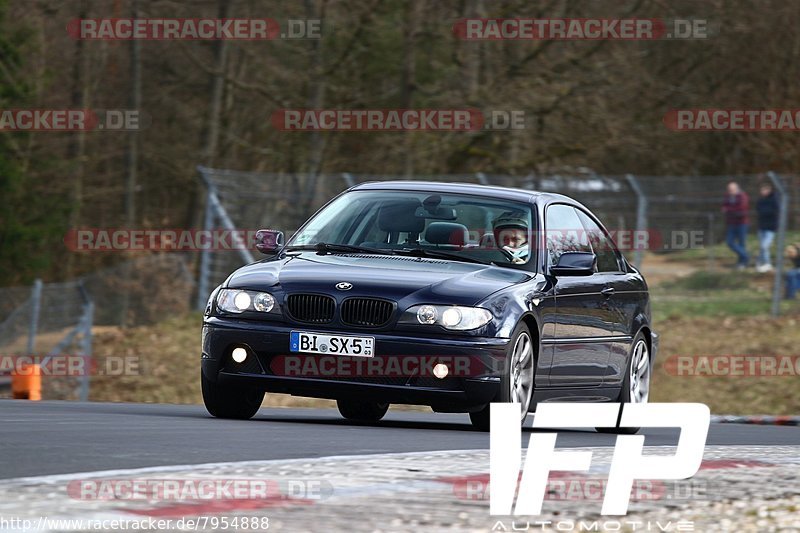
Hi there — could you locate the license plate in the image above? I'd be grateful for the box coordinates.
[290,331,374,357]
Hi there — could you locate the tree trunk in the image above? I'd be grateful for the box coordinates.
[401,0,421,177]
[302,0,327,213]
[120,0,142,327]
[202,0,230,167]
[66,0,90,277]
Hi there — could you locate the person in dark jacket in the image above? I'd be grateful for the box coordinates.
[784,243,800,299]
[755,182,780,272]
[722,181,750,269]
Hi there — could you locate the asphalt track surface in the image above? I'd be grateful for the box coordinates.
[2,400,799,480]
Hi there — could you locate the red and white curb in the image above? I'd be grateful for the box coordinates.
[0,445,798,531]
[711,415,800,426]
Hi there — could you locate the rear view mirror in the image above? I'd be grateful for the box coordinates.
[414,206,457,220]
[551,251,596,276]
[255,229,285,255]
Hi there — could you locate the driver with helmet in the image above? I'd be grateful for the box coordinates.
[492,211,529,264]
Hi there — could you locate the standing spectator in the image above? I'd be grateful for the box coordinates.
[785,244,800,300]
[755,181,779,272]
[722,181,750,270]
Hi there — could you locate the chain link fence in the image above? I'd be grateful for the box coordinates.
[1,170,796,398]
[197,167,796,315]
[0,255,195,400]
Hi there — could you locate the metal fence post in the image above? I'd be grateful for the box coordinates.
[342,172,355,188]
[208,189,255,265]
[768,172,789,317]
[625,174,647,268]
[475,172,489,185]
[26,279,42,355]
[196,166,256,310]
[197,168,214,311]
[79,301,94,402]
[707,213,716,269]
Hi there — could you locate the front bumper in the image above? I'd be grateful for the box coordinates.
[202,317,509,411]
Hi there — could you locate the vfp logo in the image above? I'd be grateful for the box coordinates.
[490,403,710,516]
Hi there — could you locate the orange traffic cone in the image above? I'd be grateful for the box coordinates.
[11,363,42,400]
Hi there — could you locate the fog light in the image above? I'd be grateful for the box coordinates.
[433,363,449,379]
[231,347,248,363]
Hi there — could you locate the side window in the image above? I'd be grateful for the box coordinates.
[544,204,592,268]
[576,209,622,272]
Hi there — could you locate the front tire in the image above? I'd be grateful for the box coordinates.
[470,323,536,431]
[337,399,389,422]
[596,332,651,435]
[201,371,264,419]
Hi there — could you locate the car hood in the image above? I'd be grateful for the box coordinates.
[225,252,532,306]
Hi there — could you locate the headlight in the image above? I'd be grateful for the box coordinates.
[234,292,251,310]
[204,286,221,316]
[416,305,438,324]
[402,304,492,331]
[253,292,275,312]
[216,289,278,314]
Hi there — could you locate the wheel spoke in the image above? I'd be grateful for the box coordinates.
[508,332,535,418]
[637,352,648,371]
[518,346,531,365]
[514,337,529,363]
[629,340,650,403]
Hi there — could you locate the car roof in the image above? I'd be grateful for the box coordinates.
[350,180,579,206]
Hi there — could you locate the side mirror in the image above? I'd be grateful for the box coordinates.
[255,229,285,255]
[551,251,596,276]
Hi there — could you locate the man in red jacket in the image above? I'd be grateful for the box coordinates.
[722,181,750,269]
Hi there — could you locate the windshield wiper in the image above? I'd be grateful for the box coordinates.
[395,247,487,265]
[285,242,397,256]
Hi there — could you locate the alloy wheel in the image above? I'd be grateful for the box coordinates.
[629,339,650,403]
[509,332,534,419]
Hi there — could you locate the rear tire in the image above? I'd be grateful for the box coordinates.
[470,323,535,431]
[201,371,264,420]
[337,399,389,422]
[596,332,650,435]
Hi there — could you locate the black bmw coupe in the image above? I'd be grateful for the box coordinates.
[201,181,657,431]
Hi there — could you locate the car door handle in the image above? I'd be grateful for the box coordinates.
[601,287,615,297]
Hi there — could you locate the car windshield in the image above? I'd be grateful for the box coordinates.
[288,190,536,267]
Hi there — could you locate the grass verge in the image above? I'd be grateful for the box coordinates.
[85,250,799,414]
